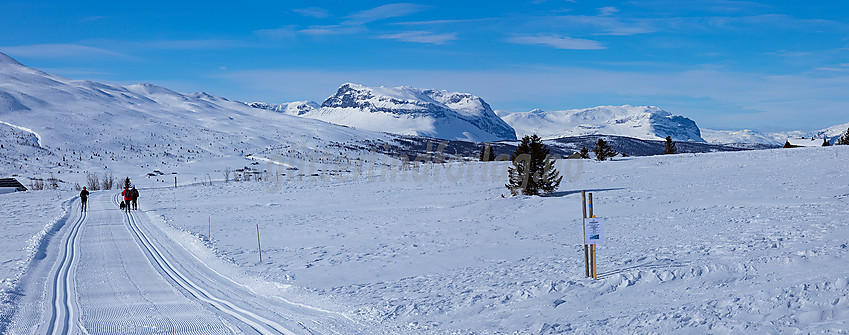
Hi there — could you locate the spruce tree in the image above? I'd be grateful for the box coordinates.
[593,139,618,161]
[579,147,590,159]
[837,128,849,145]
[663,136,677,154]
[123,177,131,189]
[506,135,562,196]
[823,138,831,146]
[479,143,496,161]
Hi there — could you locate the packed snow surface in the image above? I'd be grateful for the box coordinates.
[501,105,704,142]
[129,145,848,334]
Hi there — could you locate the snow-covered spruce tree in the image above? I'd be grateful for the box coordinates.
[664,136,677,154]
[837,128,849,145]
[506,135,562,196]
[479,143,496,161]
[123,177,131,189]
[593,139,618,161]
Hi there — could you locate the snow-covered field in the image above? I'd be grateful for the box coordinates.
[0,189,74,326]
[123,145,849,334]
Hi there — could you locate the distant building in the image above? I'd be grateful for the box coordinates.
[784,137,829,148]
[0,178,28,194]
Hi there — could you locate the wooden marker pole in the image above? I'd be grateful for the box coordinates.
[588,193,597,279]
[256,224,262,262]
[208,216,211,240]
[581,190,590,277]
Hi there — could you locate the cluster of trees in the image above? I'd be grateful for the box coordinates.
[488,134,688,197]
[838,128,849,145]
[85,172,118,190]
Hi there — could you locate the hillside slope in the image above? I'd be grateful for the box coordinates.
[0,52,397,186]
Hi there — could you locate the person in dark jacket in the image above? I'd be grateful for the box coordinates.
[80,187,89,212]
[131,185,139,210]
[122,187,133,212]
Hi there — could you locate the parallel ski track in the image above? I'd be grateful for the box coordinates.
[46,201,86,335]
[113,194,296,335]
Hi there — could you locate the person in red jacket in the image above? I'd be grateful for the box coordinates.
[122,187,133,212]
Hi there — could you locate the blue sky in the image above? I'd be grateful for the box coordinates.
[2,1,849,131]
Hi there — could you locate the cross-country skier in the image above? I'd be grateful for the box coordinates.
[131,185,139,210]
[80,186,89,212]
[122,186,133,212]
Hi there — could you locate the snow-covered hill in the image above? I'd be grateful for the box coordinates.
[0,52,397,187]
[501,105,704,142]
[255,83,518,142]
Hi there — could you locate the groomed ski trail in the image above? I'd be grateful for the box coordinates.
[7,193,371,334]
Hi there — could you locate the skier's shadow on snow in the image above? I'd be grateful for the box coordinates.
[541,188,625,198]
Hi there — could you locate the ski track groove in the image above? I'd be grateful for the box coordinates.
[46,200,85,335]
[114,194,297,335]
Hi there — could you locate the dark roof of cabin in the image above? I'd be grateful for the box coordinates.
[0,178,27,191]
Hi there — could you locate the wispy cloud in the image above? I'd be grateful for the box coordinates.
[343,3,429,25]
[0,44,125,59]
[299,25,366,35]
[391,17,500,26]
[505,34,605,50]
[138,39,252,50]
[255,26,298,40]
[378,31,458,44]
[292,7,331,19]
[81,16,108,23]
[598,6,619,16]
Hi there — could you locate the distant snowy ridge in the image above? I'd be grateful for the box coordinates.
[248,101,320,116]
[702,121,849,146]
[501,105,704,142]
[256,83,517,142]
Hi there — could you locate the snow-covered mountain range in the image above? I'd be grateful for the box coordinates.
[252,83,517,142]
[0,51,400,185]
[701,122,849,146]
[499,105,705,142]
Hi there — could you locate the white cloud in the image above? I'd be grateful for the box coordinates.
[255,26,298,40]
[505,34,605,50]
[343,3,429,25]
[378,31,458,44]
[0,44,125,59]
[292,7,331,19]
[598,6,619,16]
[299,25,366,35]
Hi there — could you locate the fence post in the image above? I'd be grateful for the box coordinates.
[256,224,262,262]
[581,190,589,277]
[588,193,597,279]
